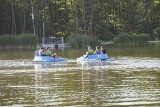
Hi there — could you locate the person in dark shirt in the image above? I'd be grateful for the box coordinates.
[101,46,106,54]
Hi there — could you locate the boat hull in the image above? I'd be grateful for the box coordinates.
[33,56,66,63]
[77,54,108,61]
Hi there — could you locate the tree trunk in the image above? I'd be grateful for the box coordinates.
[90,0,93,36]
[11,0,16,36]
[23,0,26,34]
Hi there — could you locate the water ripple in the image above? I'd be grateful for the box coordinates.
[0,57,160,72]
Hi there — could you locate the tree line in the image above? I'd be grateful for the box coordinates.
[0,0,160,41]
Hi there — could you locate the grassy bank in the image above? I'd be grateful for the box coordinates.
[113,33,150,46]
[0,33,38,49]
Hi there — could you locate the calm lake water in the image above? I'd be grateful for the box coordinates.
[0,46,160,107]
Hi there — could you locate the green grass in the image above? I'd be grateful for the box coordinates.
[113,32,150,46]
[0,33,38,49]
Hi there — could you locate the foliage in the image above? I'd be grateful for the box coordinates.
[113,33,150,46]
[68,35,101,48]
[0,0,160,42]
[154,27,160,40]
[0,33,38,48]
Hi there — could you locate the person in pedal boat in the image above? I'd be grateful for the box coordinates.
[45,47,58,57]
[83,46,94,57]
[94,46,102,54]
[45,47,53,56]
[87,46,94,55]
[39,47,46,56]
[35,48,40,56]
[101,46,106,54]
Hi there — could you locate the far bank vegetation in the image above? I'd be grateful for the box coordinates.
[113,33,150,46]
[0,1,159,48]
[0,34,38,49]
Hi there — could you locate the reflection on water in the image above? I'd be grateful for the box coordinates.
[0,56,160,106]
[0,47,160,106]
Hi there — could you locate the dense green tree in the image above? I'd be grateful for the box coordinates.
[0,0,159,41]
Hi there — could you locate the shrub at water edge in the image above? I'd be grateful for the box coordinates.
[0,33,38,49]
[113,33,150,46]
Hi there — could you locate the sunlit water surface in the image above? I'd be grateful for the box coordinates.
[0,47,160,107]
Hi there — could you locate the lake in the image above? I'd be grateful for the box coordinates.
[0,46,160,107]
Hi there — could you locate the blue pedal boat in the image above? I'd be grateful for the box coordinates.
[77,54,108,61]
[33,56,67,63]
